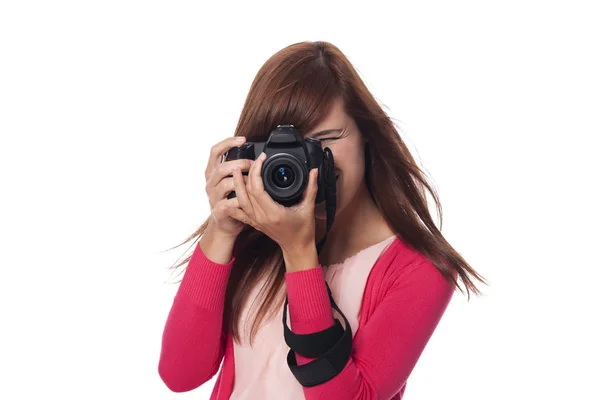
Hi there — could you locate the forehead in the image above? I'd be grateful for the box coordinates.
[304,97,349,137]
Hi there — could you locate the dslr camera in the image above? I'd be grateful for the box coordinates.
[224,124,334,207]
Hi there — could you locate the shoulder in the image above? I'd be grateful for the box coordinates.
[370,236,429,278]
[358,236,455,330]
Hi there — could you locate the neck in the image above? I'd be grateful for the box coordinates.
[315,182,391,264]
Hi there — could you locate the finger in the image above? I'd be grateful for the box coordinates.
[215,197,252,228]
[301,168,319,207]
[232,166,255,218]
[213,196,240,217]
[226,205,253,227]
[248,152,266,194]
[215,175,249,200]
[207,158,253,190]
[247,152,279,215]
[248,153,284,220]
[206,136,247,179]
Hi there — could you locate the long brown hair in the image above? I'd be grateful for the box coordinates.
[166,41,489,346]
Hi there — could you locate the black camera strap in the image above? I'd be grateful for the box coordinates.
[316,147,336,254]
[283,281,353,387]
[282,147,353,387]
[283,282,345,358]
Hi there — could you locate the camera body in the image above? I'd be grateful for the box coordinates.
[224,124,331,207]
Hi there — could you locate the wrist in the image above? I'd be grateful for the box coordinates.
[206,223,238,243]
[282,244,319,273]
[199,225,237,265]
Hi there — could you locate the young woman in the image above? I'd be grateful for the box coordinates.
[158,41,488,399]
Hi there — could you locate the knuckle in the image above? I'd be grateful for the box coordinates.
[206,175,216,189]
[210,143,219,154]
[234,160,247,172]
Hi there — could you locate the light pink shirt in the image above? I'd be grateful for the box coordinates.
[230,235,397,399]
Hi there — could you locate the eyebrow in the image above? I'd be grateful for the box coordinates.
[309,128,343,138]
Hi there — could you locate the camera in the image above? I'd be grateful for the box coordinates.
[224,124,333,207]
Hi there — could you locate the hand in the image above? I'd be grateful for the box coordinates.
[226,152,319,254]
[204,136,252,239]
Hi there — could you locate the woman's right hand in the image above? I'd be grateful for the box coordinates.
[204,136,253,239]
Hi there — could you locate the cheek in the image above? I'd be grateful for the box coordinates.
[329,141,363,172]
[329,145,365,201]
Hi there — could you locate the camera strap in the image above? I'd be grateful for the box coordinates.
[283,147,353,387]
[316,147,336,254]
[282,281,353,387]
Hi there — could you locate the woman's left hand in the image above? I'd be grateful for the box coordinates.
[228,152,319,255]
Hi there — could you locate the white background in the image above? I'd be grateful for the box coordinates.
[1,1,598,399]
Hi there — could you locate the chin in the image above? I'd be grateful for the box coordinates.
[314,203,341,220]
[314,211,328,220]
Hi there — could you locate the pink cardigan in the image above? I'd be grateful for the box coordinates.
[158,236,455,399]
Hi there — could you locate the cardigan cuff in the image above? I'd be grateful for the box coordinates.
[284,266,335,334]
[179,241,235,311]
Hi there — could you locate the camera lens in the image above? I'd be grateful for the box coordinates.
[271,164,295,188]
[262,153,305,204]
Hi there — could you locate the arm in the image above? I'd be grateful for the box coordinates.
[284,259,455,399]
[158,234,236,392]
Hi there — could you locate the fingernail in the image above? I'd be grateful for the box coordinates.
[236,136,246,142]
[260,152,267,160]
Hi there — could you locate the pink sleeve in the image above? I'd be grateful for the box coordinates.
[158,241,235,392]
[284,260,455,399]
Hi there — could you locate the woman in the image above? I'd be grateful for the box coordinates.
[158,41,488,399]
